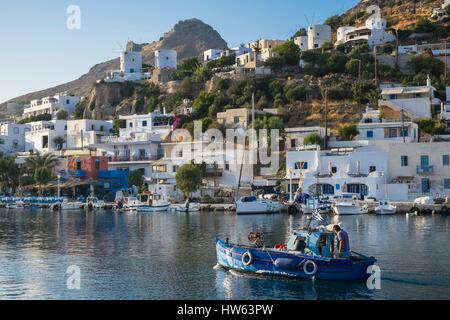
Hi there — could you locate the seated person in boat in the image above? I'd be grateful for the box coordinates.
[248,232,264,248]
[333,225,351,258]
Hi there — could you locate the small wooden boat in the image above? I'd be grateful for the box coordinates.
[216,226,376,281]
[173,202,201,213]
[332,194,368,215]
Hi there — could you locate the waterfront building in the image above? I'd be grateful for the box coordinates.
[388,142,450,199]
[294,25,332,51]
[336,14,395,48]
[378,78,441,120]
[23,93,81,119]
[285,145,389,200]
[105,51,150,83]
[0,122,30,154]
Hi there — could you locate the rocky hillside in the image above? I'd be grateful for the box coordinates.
[340,0,443,30]
[0,19,227,112]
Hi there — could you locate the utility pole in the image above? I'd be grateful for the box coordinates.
[374,45,378,86]
[401,109,406,144]
[444,39,448,79]
[325,90,328,148]
[358,59,362,81]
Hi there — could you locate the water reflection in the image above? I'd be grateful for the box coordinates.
[0,210,449,299]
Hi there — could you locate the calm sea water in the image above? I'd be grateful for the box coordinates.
[0,209,449,300]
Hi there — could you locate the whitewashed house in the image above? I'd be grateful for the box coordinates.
[66,120,113,150]
[355,107,419,144]
[0,122,30,154]
[378,78,441,120]
[285,145,389,200]
[336,15,395,48]
[294,25,332,51]
[105,51,150,83]
[204,49,224,62]
[285,127,326,150]
[23,93,80,119]
[25,120,67,153]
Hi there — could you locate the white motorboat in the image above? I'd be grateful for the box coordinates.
[59,199,83,211]
[236,196,283,215]
[137,193,170,213]
[332,194,368,215]
[374,201,397,215]
[86,197,106,210]
[123,197,143,211]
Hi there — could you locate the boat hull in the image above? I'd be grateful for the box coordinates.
[137,205,169,213]
[236,201,282,215]
[332,204,367,215]
[216,240,376,281]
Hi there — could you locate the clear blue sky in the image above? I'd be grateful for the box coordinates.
[0,0,358,104]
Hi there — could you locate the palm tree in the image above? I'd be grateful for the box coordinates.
[33,167,53,196]
[365,89,381,108]
[25,152,60,174]
[0,156,20,195]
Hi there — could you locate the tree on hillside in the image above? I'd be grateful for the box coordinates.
[273,41,301,66]
[338,124,359,141]
[324,15,343,31]
[352,81,378,104]
[408,55,445,78]
[292,28,307,38]
[176,163,203,198]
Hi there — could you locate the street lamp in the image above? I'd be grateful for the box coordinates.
[57,174,61,199]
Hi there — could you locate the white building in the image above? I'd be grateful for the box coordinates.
[25,120,67,153]
[379,78,441,120]
[66,120,113,150]
[294,25,332,51]
[440,87,450,121]
[23,93,81,119]
[388,142,450,199]
[285,145,389,200]
[355,107,419,144]
[94,112,174,176]
[0,122,30,154]
[105,51,150,83]
[285,127,326,150]
[204,49,224,62]
[336,15,395,48]
[155,50,177,69]
[223,46,252,58]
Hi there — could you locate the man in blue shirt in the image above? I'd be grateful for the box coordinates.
[333,225,350,258]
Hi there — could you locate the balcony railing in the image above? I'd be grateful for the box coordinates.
[110,155,158,162]
[417,165,434,175]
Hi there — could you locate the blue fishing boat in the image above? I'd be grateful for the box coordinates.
[216,223,376,281]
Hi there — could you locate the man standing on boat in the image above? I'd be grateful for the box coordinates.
[333,225,351,258]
